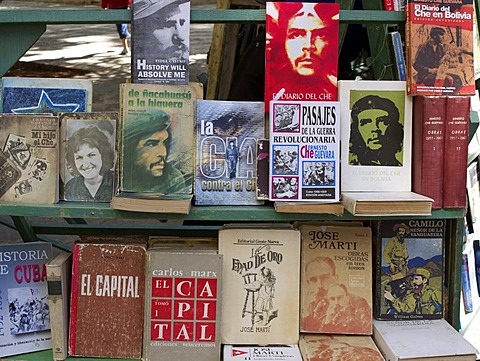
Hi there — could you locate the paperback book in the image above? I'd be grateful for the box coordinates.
[0,114,59,204]
[374,219,445,320]
[269,100,340,202]
[223,345,302,361]
[0,77,92,114]
[299,224,373,334]
[0,242,53,357]
[338,80,413,192]
[195,100,265,205]
[143,250,223,361]
[265,2,340,105]
[131,0,190,85]
[218,226,301,345]
[406,0,475,96]
[59,112,117,202]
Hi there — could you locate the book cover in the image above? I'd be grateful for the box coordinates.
[218,226,301,345]
[474,240,480,297]
[341,191,433,216]
[443,96,470,208]
[269,100,340,202]
[118,82,202,195]
[374,219,445,320]
[223,345,302,361]
[68,241,147,358]
[256,138,270,201]
[59,112,117,202]
[412,96,446,209]
[299,224,373,334]
[0,77,92,114]
[389,31,407,81]
[372,319,478,361]
[265,2,339,105]
[46,251,72,361]
[299,334,385,361]
[462,253,474,313]
[194,100,265,205]
[0,242,53,357]
[466,161,480,229]
[406,0,475,96]
[383,0,395,10]
[143,250,222,361]
[131,0,190,85]
[0,114,59,204]
[338,80,413,192]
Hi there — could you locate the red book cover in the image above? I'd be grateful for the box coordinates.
[384,0,395,10]
[443,96,470,208]
[265,2,339,107]
[412,96,446,209]
[68,241,147,358]
[406,0,475,96]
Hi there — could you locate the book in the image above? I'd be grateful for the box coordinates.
[143,250,222,361]
[474,240,480,297]
[389,30,407,81]
[131,0,190,85]
[218,226,301,344]
[256,138,270,201]
[342,191,433,216]
[412,96,446,209]
[374,219,445,320]
[462,253,474,313]
[68,241,147,358]
[0,114,59,204]
[405,0,475,96]
[264,2,340,105]
[299,224,373,334]
[466,161,480,229]
[274,201,344,215]
[383,0,395,10]
[58,112,117,202]
[194,100,265,205]
[269,100,340,202]
[443,96,471,208]
[223,345,303,361]
[338,80,413,192]
[0,76,93,114]
[372,319,478,361]
[299,334,385,361]
[110,192,192,214]
[46,251,72,361]
[0,241,54,357]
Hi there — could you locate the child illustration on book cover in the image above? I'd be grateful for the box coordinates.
[379,220,444,320]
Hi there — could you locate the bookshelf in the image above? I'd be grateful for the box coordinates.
[0,1,475,360]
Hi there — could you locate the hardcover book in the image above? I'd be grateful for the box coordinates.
[269,100,340,202]
[143,250,222,361]
[389,30,407,81]
[0,114,59,204]
[372,319,478,361]
[299,334,385,361]
[299,224,373,334]
[0,77,92,114]
[443,96,470,208]
[194,100,265,205]
[131,0,190,85]
[338,80,413,192]
[69,241,147,358]
[406,0,475,96]
[374,219,445,320]
[223,345,302,361]
[0,242,54,357]
[218,226,301,345]
[256,138,270,201]
[116,82,202,196]
[412,96,446,209]
[265,2,340,105]
[59,112,117,202]
[46,251,72,361]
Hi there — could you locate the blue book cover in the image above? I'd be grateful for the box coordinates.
[462,253,474,313]
[390,31,407,81]
[0,77,93,114]
[0,242,54,357]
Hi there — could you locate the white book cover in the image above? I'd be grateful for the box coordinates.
[223,345,302,361]
[338,80,412,192]
[269,100,340,202]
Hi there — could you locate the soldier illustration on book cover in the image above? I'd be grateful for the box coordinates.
[9,287,50,335]
[377,220,445,320]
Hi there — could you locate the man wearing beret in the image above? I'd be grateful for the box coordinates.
[411,267,443,315]
[123,110,190,194]
[348,95,404,166]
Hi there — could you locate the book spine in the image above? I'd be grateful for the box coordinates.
[47,268,67,361]
[412,96,446,209]
[405,0,413,94]
[383,0,395,10]
[390,31,406,81]
[68,245,80,356]
[462,253,474,313]
[443,96,470,208]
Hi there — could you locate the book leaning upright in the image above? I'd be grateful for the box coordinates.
[218,226,301,344]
